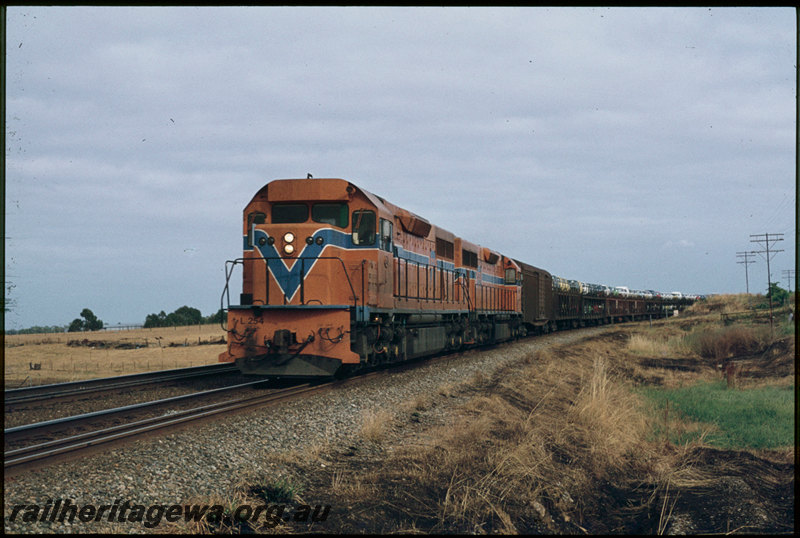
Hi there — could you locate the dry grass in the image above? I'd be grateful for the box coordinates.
[685,293,758,315]
[436,381,458,398]
[342,340,667,533]
[5,323,225,346]
[359,409,394,443]
[568,357,649,469]
[690,324,772,360]
[399,393,433,414]
[628,333,690,358]
[624,321,786,389]
[627,325,695,357]
[4,324,227,386]
[628,333,671,356]
[328,467,375,499]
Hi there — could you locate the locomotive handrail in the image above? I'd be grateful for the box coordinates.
[458,272,474,312]
[361,260,366,323]
[219,259,240,331]
[220,256,360,314]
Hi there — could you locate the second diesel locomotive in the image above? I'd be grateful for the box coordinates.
[218,177,693,377]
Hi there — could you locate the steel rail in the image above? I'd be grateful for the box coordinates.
[4,382,322,474]
[4,378,277,444]
[4,363,239,406]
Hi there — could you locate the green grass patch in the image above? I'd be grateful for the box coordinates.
[640,381,794,449]
[777,317,795,337]
[249,477,303,503]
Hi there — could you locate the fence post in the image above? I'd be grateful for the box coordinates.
[725,362,737,389]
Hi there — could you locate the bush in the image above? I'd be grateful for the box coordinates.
[767,283,789,307]
[688,325,770,360]
[249,477,303,503]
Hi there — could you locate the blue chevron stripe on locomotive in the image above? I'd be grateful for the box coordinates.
[249,228,373,302]
[245,227,509,302]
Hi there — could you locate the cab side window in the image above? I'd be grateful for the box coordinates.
[352,210,376,246]
[504,268,517,285]
[380,218,393,252]
[247,211,266,246]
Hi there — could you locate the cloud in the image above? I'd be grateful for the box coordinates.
[663,239,696,249]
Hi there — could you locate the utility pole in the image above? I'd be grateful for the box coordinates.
[750,233,784,337]
[736,251,757,294]
[781,269,795,292]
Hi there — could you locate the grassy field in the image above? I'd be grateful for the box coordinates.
[4,324,228,387]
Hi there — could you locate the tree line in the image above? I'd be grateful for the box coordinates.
[143,306,226,328]
[5,306,227,335]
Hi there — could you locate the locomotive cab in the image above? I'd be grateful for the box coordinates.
[219,178,393,377]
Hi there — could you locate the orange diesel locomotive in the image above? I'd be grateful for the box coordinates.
[218,178,523,376]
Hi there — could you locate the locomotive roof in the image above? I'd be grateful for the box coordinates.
[250,178,494,257]
[249,177,394,219]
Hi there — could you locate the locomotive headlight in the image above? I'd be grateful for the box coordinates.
[315,236,324,246]
[283,244,295,255]
[283,232,295,243]
[306,236,314,245]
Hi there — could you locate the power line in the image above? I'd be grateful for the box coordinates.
[782,269,795,292]
[750,233,784,337]
[750,233,785,279]
[761,193,794,230]
[736,251,757,294]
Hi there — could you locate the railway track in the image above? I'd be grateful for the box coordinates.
[4,363,240,410]
[3,377,327,476]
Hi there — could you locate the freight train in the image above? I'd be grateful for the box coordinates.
[218,177,695,377]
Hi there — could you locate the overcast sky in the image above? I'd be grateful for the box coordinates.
[4,6,796,330]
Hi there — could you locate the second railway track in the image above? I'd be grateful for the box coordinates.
[4,380,325,477]
[5,362,240,407]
